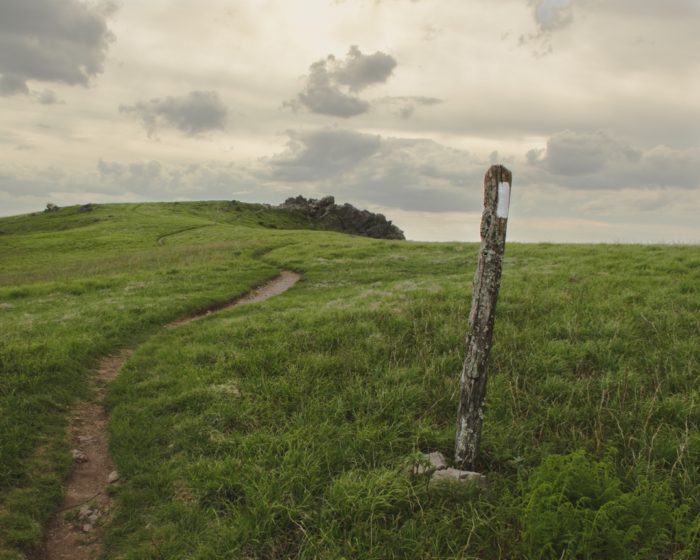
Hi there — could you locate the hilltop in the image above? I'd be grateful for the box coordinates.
[0,197,405,241]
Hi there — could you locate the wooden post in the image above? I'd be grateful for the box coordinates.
[455,165,512,470]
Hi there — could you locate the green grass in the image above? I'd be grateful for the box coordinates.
[1,201,699,558]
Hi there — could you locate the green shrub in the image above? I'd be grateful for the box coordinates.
[519,450,681,559]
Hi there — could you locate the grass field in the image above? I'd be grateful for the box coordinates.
[1,201,699,559]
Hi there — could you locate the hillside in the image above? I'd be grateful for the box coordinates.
[0,201,698,559]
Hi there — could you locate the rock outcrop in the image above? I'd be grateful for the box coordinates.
[279,195,405,240]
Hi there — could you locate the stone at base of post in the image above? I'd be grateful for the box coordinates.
[412,451,486,486]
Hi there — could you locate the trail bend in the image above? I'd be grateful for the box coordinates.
[39,271,301,560]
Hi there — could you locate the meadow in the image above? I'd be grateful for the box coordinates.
[0,201,698,559]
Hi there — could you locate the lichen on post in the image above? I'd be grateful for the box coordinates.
[455,164,512,470]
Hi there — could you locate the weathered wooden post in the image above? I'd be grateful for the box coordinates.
[455,164,512,470]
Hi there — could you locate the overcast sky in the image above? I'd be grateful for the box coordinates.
[1,0,698,242]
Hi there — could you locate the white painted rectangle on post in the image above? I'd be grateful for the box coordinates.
[496,181,510,218]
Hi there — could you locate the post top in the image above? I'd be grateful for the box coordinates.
[486,164,512,185]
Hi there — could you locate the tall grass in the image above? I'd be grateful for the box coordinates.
[1,202,698,558]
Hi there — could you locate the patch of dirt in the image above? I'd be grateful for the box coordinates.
[38,272,300,560]
[40,350,131,560]
[168,271,301,328]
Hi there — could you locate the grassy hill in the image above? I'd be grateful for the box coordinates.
[0,201,698,559]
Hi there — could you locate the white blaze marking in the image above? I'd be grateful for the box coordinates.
[496,182,510,218]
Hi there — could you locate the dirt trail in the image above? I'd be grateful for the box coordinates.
[39,271,300,560]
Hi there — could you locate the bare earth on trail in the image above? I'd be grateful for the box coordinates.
[168,270,302,328]
[40,350,131,560]
[39,272,301,560]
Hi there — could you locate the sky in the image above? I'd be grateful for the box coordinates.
[1,0,699,243]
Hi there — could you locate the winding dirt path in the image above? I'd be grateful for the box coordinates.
[39,271,301,560]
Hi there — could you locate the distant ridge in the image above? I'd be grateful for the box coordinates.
[279,195,405,240]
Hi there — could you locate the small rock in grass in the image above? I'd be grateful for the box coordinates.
[78,505,92,519]
[71,449,88,463]
[82,524,93,533]
[107,470,120,484]
[413,451,448,475]
[430,467,485,485]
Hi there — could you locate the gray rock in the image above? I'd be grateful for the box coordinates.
[430,467,485,485]
[71,449,88,463]
[413,451,448,475]
[82,524,93,533]
[279,195,405,240]
[107,470,120,483]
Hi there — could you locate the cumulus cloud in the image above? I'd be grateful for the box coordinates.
[333,45,397,92]
[0,0,115,96]
[119,91,228,137]
[525,130,700,190]
[291,46,397,117]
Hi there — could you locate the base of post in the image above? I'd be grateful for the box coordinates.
[412,451,486,486]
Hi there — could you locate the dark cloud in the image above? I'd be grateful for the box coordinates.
[538,130,641,175]
[269,129,381,181]
[119,91,228,137]
[292,46,397,118]
[333,45,397,92]
[0,0,115,95]
[35,89,59,105]
[0,74,29,95]
[265,128,484,212]
[525,130,700,190]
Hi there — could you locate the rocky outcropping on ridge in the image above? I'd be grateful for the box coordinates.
[279,195,405,240]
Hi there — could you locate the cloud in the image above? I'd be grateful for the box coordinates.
[96,159,264,200]
[525,130,700,190]
[0,74,29,95]
[0,0,115,96]
[35,89,60,105]
[291,46,397,118]
[119,91,228,137]
[379,96,443,119]
[517,0,576,56]
[265,128,485,212]
[269,128,381,181]
[333,45,397,92]
[537,130,641,175]
[534,0,575,31]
